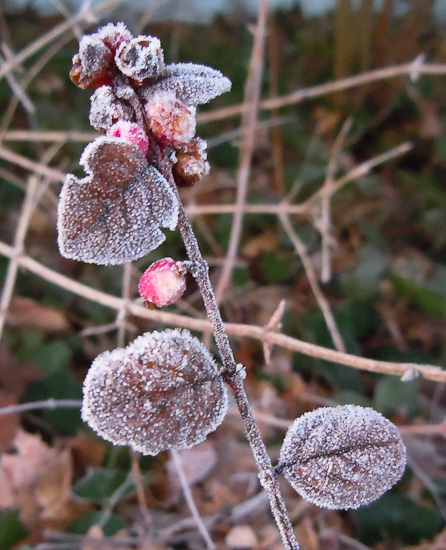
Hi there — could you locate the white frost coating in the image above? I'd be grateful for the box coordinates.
[141,62,232,106]
[115,35,164,82]
[78,34,111,76]
[82,329,228,455]
[98,22,132,48]
[279,405,406,510]
[57,137,179,265]
[89,85,134,131]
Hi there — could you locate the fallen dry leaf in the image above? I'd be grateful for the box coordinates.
[8,296,71,332]
[0,430,74,526]
[0,346,42,397]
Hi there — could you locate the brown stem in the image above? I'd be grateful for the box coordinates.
[163,167,299,550]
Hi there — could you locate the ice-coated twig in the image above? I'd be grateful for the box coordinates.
[157,161,299,549]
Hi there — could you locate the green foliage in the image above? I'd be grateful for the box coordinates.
[391,258,446,317]
[373,376,420,417]
[355,493,443,545]
[24,371,81,435]
[72,467,142,503]
[67,510,124,536]
[0,510,28,550]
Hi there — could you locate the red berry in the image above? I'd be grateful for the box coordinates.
[139,258,186,307]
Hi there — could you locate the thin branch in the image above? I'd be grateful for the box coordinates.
[0,239,443,382]
[0,398,82,416]
[279,212,346,352]
[129,450,152,528]
[0,47,34,114]
[0,2,94,81]
[0,145,65,182]
[170,449,216,550]
[0,0,128,81]
[0,130,95,142]
[214,0,270,304]
[185,141,413,219]
[197,60,446,124]
[318,118,352,283]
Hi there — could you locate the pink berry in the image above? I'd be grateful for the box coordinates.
[139,258,186,307]
[145,91,196,146]
[107,121,149,156]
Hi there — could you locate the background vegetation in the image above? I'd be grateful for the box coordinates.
[0,0,445,548]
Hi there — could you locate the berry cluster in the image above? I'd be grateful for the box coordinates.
[71,22,231,187]
[57,23,231,266]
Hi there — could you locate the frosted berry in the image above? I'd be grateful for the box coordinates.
[115,35,164,83]
[82,329,228,455]
[139,257,186,307]
[89,86,134,131]
[70,34,113,89]
[107,121,149,156]
[145,92,196,146]
[173,138,209,187]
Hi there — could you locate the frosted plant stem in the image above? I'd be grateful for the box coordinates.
[165,178,299,550]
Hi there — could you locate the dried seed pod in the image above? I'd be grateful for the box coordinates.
[139,257,186,307]
[82,329,228,455]
[57,137,178,265]
[70,34,113,89]
[278,405,406,510]
[142,62,231,106]
[115,35,164,83]
[89,85,134,131]
[145,91,196,146]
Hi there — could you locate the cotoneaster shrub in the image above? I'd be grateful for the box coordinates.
[58,23,406,550]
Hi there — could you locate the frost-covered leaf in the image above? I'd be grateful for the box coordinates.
[278,405,406,510]
[57,137,178,265]
[142,62,231,106]
[82,329,228,455]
